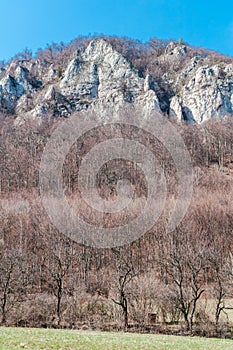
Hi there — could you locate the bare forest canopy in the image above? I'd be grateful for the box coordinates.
[0,109,233,335]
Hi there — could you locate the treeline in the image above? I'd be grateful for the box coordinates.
[0,113,233,337]
[5,34,232,72]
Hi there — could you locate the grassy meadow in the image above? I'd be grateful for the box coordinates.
[0,327,233,350]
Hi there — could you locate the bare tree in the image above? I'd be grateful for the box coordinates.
[47,232,76,326]
[158,227,207,332]
[0,250,27,324]
[111,246,140,330]
[208,233,233,331]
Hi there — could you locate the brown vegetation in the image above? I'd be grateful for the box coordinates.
[0,112,233,338]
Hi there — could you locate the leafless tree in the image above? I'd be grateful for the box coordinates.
[47,232,76,326]
[0,250,27,324]
[111,246,140,330]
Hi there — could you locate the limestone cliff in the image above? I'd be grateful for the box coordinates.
[0,38,232,124]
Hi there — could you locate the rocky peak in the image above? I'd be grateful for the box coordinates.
[19,39,160,120]
[60,39,144,99]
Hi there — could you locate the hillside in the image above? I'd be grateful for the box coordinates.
[0,35,233,336]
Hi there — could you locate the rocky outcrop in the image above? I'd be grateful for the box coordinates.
[169,64,233,123]
[165,41,187,57]
[0,61,41,114]
[0,66,34,112]
[0,38,232,124]
[15,39,161,121]
[58,39,159,111]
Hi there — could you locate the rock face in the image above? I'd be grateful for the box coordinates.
[0,38,232,124]
[0,65,35,112]
[57,39,153,112]
[170,64,233,123]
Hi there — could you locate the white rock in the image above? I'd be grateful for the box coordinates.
[1,38,231,124]
[170,63,233,123]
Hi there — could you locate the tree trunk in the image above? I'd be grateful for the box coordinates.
[123,300,128,331]
[1,298,7,325]
[56,279,62,326]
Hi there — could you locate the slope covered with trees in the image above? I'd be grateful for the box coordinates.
[0,110,232,336]
[0,35,233,337]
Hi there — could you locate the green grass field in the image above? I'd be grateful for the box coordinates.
[0,327,232,350]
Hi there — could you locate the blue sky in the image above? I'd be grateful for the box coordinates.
[0,0,233,61]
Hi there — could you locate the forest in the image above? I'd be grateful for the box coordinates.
[0,107,233,337]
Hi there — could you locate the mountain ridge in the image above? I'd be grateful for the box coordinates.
[0,36,232,124]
